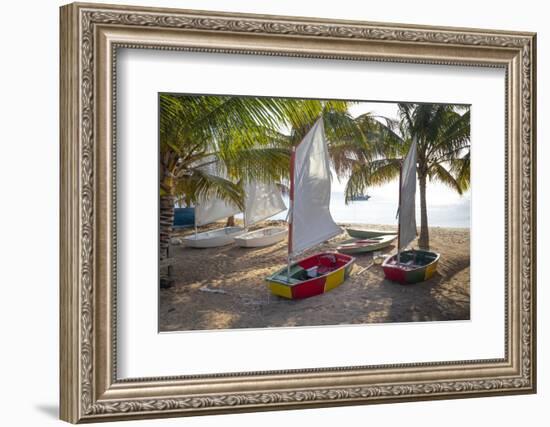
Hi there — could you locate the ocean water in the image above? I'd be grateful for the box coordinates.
[270,188,470,229]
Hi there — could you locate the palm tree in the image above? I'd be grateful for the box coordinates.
[159,93,304,257]
[345,103,470,249]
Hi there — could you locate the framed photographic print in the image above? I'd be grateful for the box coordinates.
[60,2,537,423]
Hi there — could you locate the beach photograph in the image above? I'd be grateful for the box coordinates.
[158,94,471,332]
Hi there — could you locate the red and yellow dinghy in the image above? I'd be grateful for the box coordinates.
[267,252,355,299]
[382,249,439,284]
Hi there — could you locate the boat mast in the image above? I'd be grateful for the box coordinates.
[287,146,296,280]
[397,161,403,265]
[243,193,247,232]
[194,201,198,239]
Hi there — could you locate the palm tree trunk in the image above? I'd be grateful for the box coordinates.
[159,195,175,260]
[418,173,429,249]
[159,168,175,261]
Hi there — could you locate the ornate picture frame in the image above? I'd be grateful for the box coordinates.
[60,2,536,423]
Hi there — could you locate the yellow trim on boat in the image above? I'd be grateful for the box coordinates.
[425,261,438,279]
[268,282,293,299]
[324,268,345,292]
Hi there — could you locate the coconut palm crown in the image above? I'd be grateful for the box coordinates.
[345,103,470,249]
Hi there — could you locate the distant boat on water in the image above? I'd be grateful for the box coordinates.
[350,194,371,201]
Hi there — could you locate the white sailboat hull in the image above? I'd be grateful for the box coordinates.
[183,227,244,248]
[234,226,287,248]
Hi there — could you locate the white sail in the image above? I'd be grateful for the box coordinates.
[398,136,418,250]
[195,196,240,226]
[289,118,341,256]
[243,181,286,227]
[194,157,241,226]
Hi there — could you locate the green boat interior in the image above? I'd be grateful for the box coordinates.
[269,255,347,285]
[270,265,309,285]
[392,250,438,267]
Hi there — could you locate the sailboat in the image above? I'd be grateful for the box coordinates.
[182,195,245,248]
[382,137,440,284]
[183,160,245,248]
[266,118,355,299]
[234,181,288,248]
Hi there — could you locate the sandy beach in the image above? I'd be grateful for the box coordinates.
[159,221,470,332]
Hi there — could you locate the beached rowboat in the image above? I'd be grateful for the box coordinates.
[336,234,397,255]
[345,228,397,239]
[234,226,287,248]
[266,252,354,299]
[382,249,440,284]
[183,227,244,248]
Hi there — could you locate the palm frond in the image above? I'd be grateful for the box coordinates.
[220,146,291,183]
[448,152,471,192]
[175,169,245,210]
[428,162,464,195]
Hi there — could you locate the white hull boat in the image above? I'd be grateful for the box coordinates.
[183,227,244,248]
[234,226,287,248]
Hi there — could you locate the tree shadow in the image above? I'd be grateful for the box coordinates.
[382,254,471,323]
[437,252,470,279]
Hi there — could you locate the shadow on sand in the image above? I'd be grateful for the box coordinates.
[383,253,471,323]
